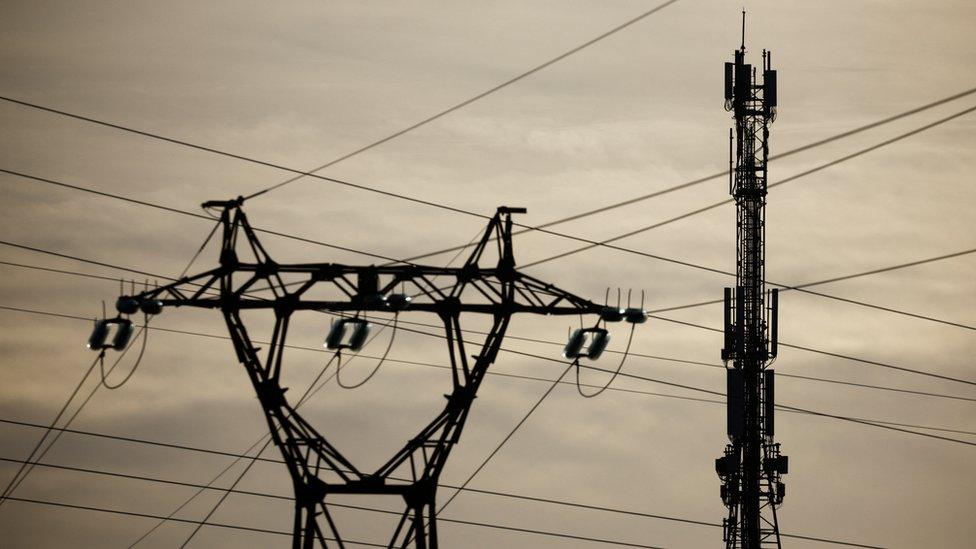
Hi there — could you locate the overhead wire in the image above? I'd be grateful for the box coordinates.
[2,241,974,396]
[4,95,975,331]
[0,351,103,506]
[241,0,683,201]
[648,246,976,314]
[0,323,148,510]
[646,313,976,387]
[3,255,975,405]
[397,85,976,264]
[2,496,383,548]
[2,93,974,331]
[3,493,683,549]
[3,304,974,437]
[0,455,887,549]
[0,168,401,264]
[0,188,976,385]
[577,323,636,398]
[4,105,974,333]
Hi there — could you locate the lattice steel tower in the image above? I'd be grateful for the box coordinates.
[97,199,640,548]
[715,14,788,549]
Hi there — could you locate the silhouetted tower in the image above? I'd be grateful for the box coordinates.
[715,13,788,549]
[97,199,640,548]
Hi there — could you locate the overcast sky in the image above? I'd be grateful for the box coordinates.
[1,1,975,547]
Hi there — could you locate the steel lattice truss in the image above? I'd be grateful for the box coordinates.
[114,198,620,548]
[716,25,788,549]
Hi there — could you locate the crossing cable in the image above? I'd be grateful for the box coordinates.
[4,304,974,436]
[648,247,976,314]
[2,496,384,548]
[0,168,401,264]
[0,456,889,549]
[0,84,969,255]
[3,495,674,549]
[4,115,974,335]
[2,269,974,407]
[0,225,222,516]
[0,352,101,505]
[4,157,975,336]
[3,94,974,320]
[2,239,974,392]
[242,0,683,201]
[5,305,972,462]
[0,329,143,510]
[139,336,377,548]
[398,85,976,263]
[647,314,976,387]
[435,362,575,518]
[514,105,976,280]
[3,97,974,330]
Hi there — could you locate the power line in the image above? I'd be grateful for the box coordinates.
[0,447,886,548]
[4,99,974,333]
[3,303,974,436]
[2,240,973,394]
[399,85,976,263]
[2,494,675,549]
[2,496,383,548]
[0,327,149,511]
[3,94,973,332]
[6,126,973,336]
[243,0,683,201]
[648,314,976,388]
[513,105,976,331]
[437,362,573,516]
[649,246,976,314]
[5,163,974,349]
[0,168,400,264]
[0,353,101,505]
[3,269,974,407]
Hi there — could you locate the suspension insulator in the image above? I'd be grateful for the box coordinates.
[116,296,140,315]
[324,318,371,351]
[88,318,134,351]
[386,293,412,311]
[599,306,625,322]
[140,299,163,315]
[623,308,647,324]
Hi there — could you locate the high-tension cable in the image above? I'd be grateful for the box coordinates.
[4,304,974,437]
[242,0,682,201]
[0,456,887,549]
[2,238,973,390]
[5,100,973,332]
[4,165,974,336]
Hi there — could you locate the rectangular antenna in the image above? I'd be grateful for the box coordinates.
[725,62,734,100]
[727,369,744,438]
[763,369,775,436]
[764,69,777,107]
[770,288,779,358]
[722,287,733,360]
[735,286,745,354]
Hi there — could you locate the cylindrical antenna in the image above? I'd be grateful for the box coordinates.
[741,9,746,51]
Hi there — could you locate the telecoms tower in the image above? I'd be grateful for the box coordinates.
[714,14,788,549]
[91,199,644,548]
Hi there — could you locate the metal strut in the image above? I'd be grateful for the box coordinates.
[109,200,637,548]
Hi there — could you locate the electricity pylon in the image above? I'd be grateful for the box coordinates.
[102,198,641,548]
[715,15,789,549]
